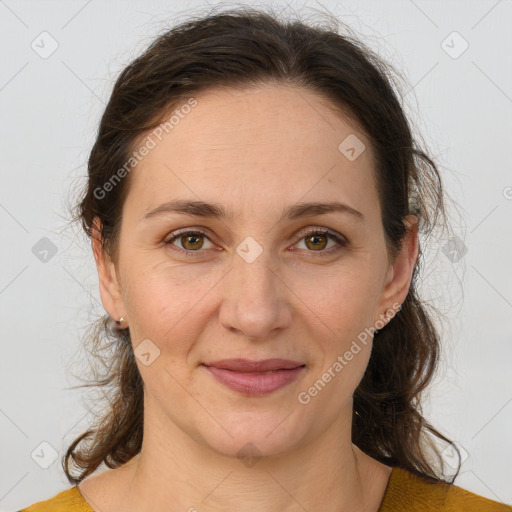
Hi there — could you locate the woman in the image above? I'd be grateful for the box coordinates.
[19,6,511,512]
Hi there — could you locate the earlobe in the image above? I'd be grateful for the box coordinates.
[91,216,126,322]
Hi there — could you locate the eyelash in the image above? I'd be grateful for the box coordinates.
[164,227,347,257]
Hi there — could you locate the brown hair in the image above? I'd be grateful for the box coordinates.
[65,5,461,485]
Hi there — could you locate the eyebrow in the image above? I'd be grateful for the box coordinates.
[142,199,364,223]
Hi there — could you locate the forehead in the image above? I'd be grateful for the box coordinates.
[124,84,378,223]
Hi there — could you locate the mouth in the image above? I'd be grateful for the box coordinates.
[201,359,306,396]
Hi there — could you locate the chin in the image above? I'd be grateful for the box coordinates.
[195,411,308,463]
[208,433,297,464]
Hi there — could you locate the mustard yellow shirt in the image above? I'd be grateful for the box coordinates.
[18,466,512,511]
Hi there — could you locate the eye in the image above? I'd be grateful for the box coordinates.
[294,228,347,256]
[164,229,214,255]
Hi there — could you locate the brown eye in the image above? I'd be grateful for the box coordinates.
[180,233,204,250]
[295,228,347,256]
[304,233,328,251]
[165,230,214,254]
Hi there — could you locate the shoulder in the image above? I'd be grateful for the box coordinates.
[380,466,512,512]
[17,486,93,512]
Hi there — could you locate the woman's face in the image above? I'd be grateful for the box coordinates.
[95,84,416,459]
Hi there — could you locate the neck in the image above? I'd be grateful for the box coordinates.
[109,396,387,512]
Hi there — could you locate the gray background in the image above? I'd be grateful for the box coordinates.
[1,0,511,509]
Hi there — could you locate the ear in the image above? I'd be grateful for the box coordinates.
[375,215,419,325]
[91,216,126,321]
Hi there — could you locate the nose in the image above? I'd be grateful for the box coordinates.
[218,247,292,341]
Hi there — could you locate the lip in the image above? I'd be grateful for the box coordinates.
[203,358,304,372]
[201,358,306,396]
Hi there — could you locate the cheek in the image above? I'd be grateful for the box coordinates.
[122,257,217,346]
[123,265,218,396]
[290,263,380,395]
[292,263,381,337]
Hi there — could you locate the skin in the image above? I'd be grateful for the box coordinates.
[80,84,419,512]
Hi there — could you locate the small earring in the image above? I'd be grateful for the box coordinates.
[116,316,126,329]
